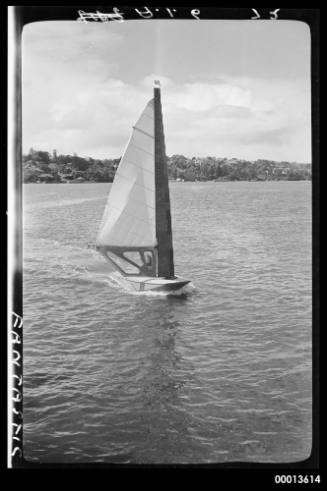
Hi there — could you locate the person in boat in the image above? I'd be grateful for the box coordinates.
[139,251,154,276]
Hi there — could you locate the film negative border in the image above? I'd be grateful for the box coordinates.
[7,6,319,472]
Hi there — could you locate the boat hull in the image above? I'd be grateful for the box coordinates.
[116,275,190,292]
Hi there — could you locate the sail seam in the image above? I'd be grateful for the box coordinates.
[115,171,154,195]
[102,245,155,251]
[109,223,155,247]
[122,158,154,175]
[99,221,155,247]
[133,126,154,139]
[143,112,154,120]
[108,191,155,211]
[124,226,155,245]
[130,142,154,157]
[107,202,154,225]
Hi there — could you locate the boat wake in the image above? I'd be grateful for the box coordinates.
[105,273,196,298]
[104,272,127,290]
[133,283,195,298]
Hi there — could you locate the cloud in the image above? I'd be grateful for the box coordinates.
[23,21,123,62]
[160,76,310,160]
[172,83,252,112]
[22,24,311,162]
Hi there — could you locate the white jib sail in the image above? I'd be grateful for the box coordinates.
[96,99,156,248]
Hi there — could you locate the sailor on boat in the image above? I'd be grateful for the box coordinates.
[139,251,154,276]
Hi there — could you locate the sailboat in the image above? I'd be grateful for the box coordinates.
[96,81,190,292]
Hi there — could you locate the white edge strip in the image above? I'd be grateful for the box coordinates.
[7,6,15,468]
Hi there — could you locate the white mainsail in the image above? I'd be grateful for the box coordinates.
[96,99,156,248]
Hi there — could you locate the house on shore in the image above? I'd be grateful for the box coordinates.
[37,173,58,183]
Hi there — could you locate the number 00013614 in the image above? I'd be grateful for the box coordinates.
[274,475,320,484]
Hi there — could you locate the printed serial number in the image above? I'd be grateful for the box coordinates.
[275,475,320,484]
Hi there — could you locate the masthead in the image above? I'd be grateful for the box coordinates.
[154,80,161,87]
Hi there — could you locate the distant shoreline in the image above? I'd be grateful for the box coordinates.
[23,149,311,184]
[24,178,311,184]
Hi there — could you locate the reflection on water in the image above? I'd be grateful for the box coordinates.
[23,182,312,463]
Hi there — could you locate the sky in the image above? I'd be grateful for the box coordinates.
[22,19,311,162]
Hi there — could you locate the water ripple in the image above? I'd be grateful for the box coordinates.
[23,182,312,463]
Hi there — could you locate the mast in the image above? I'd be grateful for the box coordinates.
[154,81,175,278]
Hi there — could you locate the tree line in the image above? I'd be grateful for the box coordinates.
[23,149,311,183]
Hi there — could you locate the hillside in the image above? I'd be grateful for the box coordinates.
[23,149,312,183]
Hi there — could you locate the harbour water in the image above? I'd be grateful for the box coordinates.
[23,181,312,463]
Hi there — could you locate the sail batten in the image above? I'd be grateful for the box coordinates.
[121,159,154,174]
[129,142,154,157]
[143,113,154,120]
[132,126,154,139]
[104,202,155,224]
[114,172,154,194]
